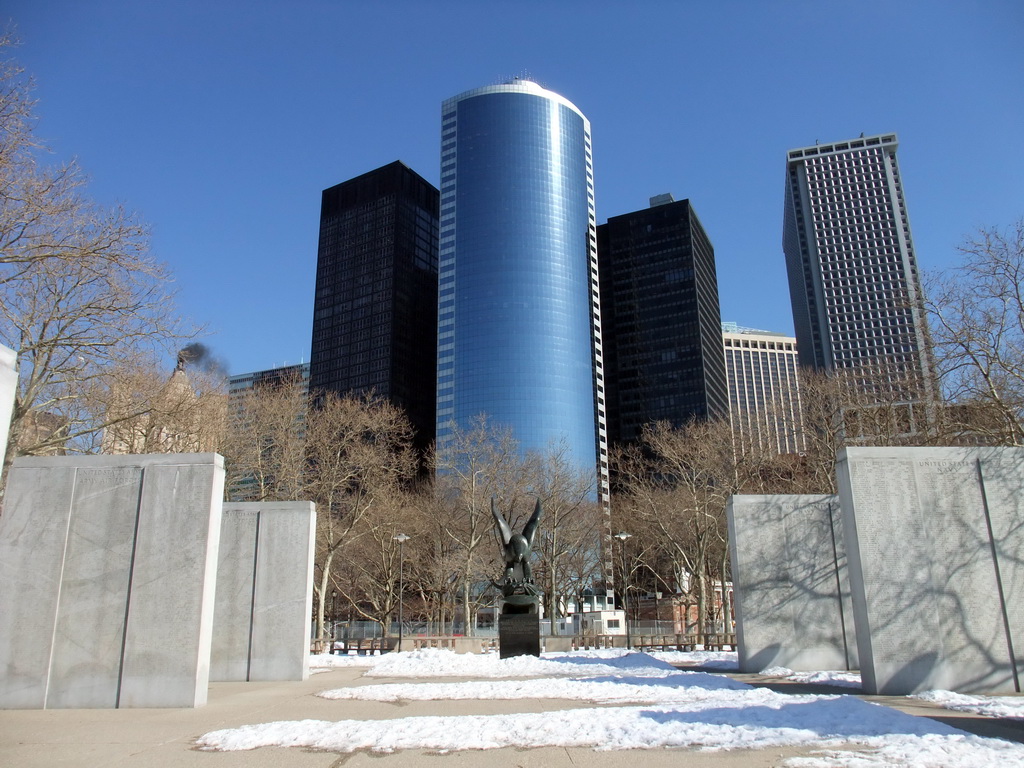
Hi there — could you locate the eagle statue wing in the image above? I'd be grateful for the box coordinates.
[522,498,542,547]
[491,496,513,546]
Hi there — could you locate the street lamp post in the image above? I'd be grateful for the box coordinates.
[393,533,410,652]
[614,531,632,649]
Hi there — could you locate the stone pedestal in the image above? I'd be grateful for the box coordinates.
[499,612,541,658]
[0,454,224,709]
[543,636,574,653]
[452,638,487,654]
[837,446,1024,695]
[727,494,858,673]
[210,501,316,682]
[0,344,15,468]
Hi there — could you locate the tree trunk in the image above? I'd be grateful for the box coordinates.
[462,578,473,637]
[547,557,557,623]
[696,567,708,645]
[316,549,337,650]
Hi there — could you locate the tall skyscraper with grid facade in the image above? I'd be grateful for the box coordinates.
[309,161,439,455]
[598,195,728,446]
[436,80,608,504]
[783,133,934,406]
[722,323,802,454]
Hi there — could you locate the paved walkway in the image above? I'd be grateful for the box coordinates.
[0,664,1021,767]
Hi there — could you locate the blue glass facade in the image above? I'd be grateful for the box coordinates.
[437,82,607,492]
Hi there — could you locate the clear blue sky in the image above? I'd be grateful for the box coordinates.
[4,1,1022,376]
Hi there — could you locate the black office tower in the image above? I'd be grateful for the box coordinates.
[598,195,728,445]
[309,161,439,453]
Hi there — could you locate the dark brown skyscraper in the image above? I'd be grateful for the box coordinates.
[598,195,728,445]
[309,161,439,453]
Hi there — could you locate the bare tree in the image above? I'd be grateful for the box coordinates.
[222,369,308,501]
[332,486,410,635]
[784,369,849,494]
[99,360,225,455]
[1,39,194,479]
[1,36,147,278]
[0,34,34,165]
[1,243,191,470]
[221,381,417,646]
[761,362,942,497]
[408,488,461,633]
[613,418,740,635]
[307,392,416,647]
[432,415,534,635]
[612,413,803,635]
[529,441,601,623]
[926,219,1024,445]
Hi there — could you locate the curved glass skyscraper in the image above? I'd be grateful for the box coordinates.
[436,80,607,497]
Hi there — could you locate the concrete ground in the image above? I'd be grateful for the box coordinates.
[1,664,1021,768]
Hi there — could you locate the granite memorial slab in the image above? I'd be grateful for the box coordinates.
[0,453,224,709]
[727,494,858,673]
[837,446,1024,695]
[499,613,541,658]
[210,501,316,682]
[0,344,15,468]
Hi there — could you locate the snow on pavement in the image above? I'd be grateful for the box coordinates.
[313,646,692,678]
[200,649,1024,766]
[650,649,739,670]
[317,668,750,704]
[759,666,864,689]
[914,689,1024,721]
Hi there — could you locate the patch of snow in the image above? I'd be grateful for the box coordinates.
[786,671,862,689]
[309,652,380,669]
[914,689,1024,720]
[649,649,739,670]
[781,733,1024,767]
[761,666,797,676]
[198,696,1024,766]
[362,647,679,679]
[200,651,1024,766]
[756,667,862,689]
[319,670,751,704]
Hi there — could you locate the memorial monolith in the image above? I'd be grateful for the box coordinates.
[837,446,1024,695]
[728,494,858,673]
[211,501,316,682]
[0,453,224,709]
[0,344,15,468]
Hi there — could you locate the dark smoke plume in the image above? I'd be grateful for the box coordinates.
[176,343,228,378]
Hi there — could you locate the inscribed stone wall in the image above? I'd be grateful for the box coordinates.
[0,344,15,467]
[0,454,224,709]
[727,494,858,673]
[837,446,1024,695]
[210,502,316,682]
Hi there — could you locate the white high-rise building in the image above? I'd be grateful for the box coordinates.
[722,323,802,454]
[783,133,934,408]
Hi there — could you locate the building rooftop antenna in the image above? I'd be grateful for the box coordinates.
[500,69,536,86]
